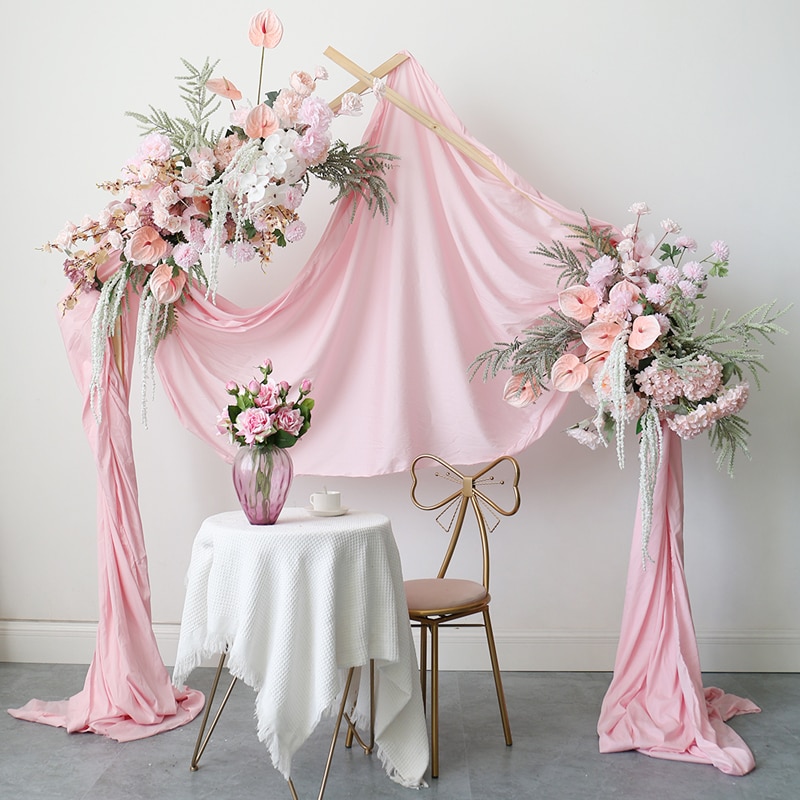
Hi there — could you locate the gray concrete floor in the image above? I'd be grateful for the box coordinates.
[2,663,798,799]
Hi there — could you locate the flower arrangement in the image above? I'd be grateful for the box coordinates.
[44,9,395,418]
[216,359,314,450]
[472,203,789,563]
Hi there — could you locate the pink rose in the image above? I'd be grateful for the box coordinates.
[127,226,170,265]
[558,285,599,323]
[149,263,187,304]
[608,280,642,315]
[300,378,312,394]
[244,104,279,139]
[581,320,622,352]
[255,381,281,412]
[628,315,661,350]
[290,70,316,98]
[249,9,284,48]
[274,406,303,435]
[235,407,274,445]
[550,353,589,392]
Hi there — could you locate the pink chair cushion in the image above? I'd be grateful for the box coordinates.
[405,578,488,615]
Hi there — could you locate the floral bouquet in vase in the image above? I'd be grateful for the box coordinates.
[216,359,314,524]
[472,203,788,564]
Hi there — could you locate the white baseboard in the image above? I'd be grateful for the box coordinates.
[1,620,798,671]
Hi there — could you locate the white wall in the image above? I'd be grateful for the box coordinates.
[1,0,798,671]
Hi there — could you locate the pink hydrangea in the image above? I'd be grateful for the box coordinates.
[680,354,723,401]
[666,383,749,439]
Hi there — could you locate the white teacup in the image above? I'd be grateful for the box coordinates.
[310,491,341,513]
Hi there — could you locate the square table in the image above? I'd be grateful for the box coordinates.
[172,508,429,796]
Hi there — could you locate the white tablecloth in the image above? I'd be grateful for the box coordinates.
[173,508,429,787]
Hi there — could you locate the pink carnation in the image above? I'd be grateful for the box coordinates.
[172,243,201,269]
[285,220,306,243]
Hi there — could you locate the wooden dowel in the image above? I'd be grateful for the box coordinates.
[323,47,561,223]
[328,52,409,113]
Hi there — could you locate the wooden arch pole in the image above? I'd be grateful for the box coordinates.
[324,46,562,223]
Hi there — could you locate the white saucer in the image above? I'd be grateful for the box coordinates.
[307,507,349,517]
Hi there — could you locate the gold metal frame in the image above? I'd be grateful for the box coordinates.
[408,454,520,778]
[189,651,376,800]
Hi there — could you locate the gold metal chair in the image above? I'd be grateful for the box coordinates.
[404,454,520,778]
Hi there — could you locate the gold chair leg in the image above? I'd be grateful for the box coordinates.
[483,608,512,746]
[190,651,239,770]
[418,623,427,713]
[430,622,439,779]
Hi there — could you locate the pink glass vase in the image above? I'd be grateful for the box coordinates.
[232,444,294,525]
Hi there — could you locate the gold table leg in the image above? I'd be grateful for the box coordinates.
[190,651,238,771]
[189,658,374,800]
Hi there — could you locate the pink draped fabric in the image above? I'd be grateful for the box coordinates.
[597,424,760,774]
[155,54,596,475]
[8,293,204,740]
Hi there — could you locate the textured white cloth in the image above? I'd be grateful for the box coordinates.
[173,509,429,787]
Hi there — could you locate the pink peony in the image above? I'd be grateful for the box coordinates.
[550,353,589,392]
[149,263,187,304]
[136,133,172,163]
[127,226,170,265]
[581,320,622,352]
[558,284,599,323]
[628,315,661,350]
[293,129,330,165]
[244,104,280,139]
[248,9,283,48]
[298,95,334,131]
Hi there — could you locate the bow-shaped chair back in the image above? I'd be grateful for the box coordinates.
[410,453,521,593]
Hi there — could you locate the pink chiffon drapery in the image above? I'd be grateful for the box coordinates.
[597,424,760,774]
[154,54,595,475]
[9,55,758,770]
[8,293,204,740]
